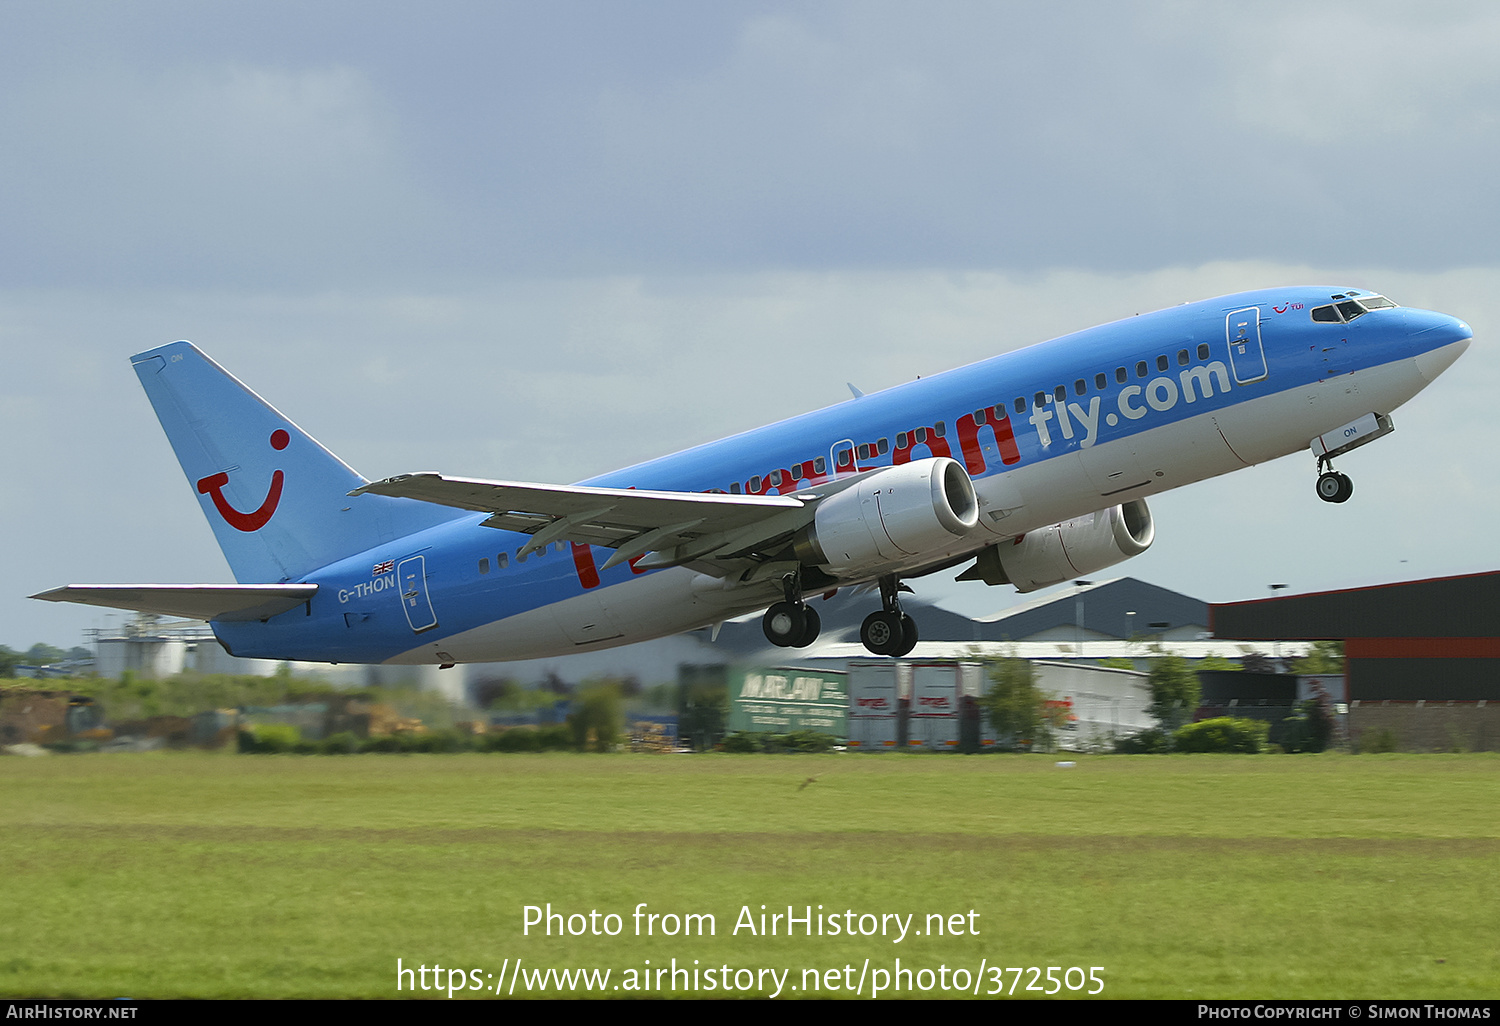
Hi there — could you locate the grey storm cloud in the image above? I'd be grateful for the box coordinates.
[4,1,1500,290]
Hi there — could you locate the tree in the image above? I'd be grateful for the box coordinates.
[24,643,66,666]
[1291,640,1345,676]
[980,657,1053,751]
[568,679,624,752]
[1145,654,1201,733]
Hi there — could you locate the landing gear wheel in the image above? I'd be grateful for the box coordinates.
[861,610,904,656]
[1316,471,1353,503]
[891,614,918,657]
[794,605,821,648]
[762,602,807,647]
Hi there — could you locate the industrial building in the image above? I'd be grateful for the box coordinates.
[1211,571,1500,751]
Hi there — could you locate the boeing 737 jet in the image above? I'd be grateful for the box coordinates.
[35,287,1472,664]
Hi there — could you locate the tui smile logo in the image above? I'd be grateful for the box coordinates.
[196,429,289,532]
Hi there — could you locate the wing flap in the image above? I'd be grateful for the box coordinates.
[31,584,318,622]
[350,473,811,568]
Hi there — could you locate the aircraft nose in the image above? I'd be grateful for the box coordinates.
[1406,309,1473,383]
[1406,308,1473,347]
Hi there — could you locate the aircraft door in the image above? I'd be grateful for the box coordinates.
[1225,307,1268,383]
[396,555,439,633]
[831,438,856,476]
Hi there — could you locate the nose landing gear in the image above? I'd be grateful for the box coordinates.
[859,574,919,657]
[1315,450,1354,504]
[1316,468,1353,503]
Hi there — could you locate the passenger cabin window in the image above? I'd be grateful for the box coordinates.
[1197,343,1210,360]
[1115,367,1128,384]
[478,558,490,574]
[497,552,509,569]
[1156,354,1169,372]
[1135,361,1148,378]
[1177,349,1189,366]
[1095,372,1108,390]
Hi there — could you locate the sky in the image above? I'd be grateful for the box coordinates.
[4,0,1498,652]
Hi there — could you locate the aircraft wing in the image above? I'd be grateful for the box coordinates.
[31,584,319,622]
[349,473,814,571]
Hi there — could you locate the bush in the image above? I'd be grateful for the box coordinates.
[721,731,761,753]
[980,657,1053,751]
[1281,699,1334,753]
[568,680,625,752]
[1114,727,1172,754]
[1172,717,1268,754]
[319,731,361,754]
[719,730,839,753]
[238,723,302,753]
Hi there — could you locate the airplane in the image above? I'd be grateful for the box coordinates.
[34,287,1472,665]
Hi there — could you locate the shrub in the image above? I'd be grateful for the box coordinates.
[980,657,1053,751]
[568,680,624,752]
[719,730,838,753]
[319,731,362,754]
[721,731,761,753]
[1281,699,1334,753]
[238,723,302,753]
[1172,717,1268,754]
[1145,655,1201,733]
[1114,727,1172,754]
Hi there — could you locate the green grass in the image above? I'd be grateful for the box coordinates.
[2,752,1497,999]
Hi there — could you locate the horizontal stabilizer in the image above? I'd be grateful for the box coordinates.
[31,584,318,622]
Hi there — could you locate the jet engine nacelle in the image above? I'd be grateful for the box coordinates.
[794,457,979,574]
[960,499,1155,593]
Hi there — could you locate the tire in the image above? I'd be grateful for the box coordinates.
[1316,472,1348,503]
[860,610,903,656]
[762,602,806,647]
[793,605,821,648]
[891,614,919,657]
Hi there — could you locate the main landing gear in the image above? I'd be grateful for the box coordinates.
[762,571,822,648]
[860,574,918,657]
[1315,456,1354,504]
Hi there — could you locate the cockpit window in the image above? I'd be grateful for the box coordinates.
[1310,294,1397,323]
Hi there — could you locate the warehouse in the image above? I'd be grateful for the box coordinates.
[1210,571,1500,751]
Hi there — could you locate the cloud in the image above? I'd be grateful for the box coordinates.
[0,61,440,288]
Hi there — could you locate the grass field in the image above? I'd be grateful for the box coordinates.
[2,751,1497,999]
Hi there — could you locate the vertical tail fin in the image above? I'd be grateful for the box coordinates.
[132,341,460,583]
